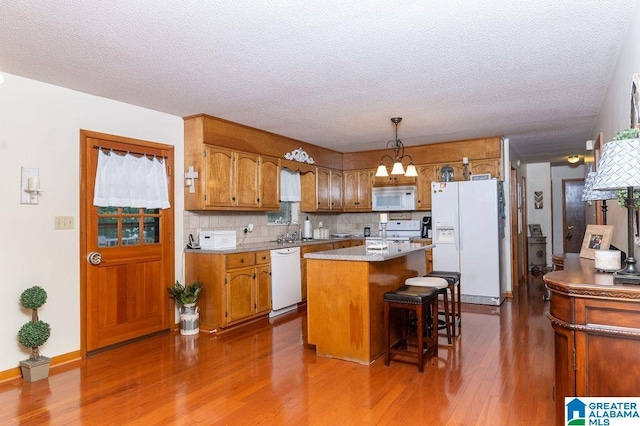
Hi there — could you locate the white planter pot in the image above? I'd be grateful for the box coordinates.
[20,356,51,382]
[179,303,199,335]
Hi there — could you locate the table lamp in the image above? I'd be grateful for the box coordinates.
[592,137,640,284]
[581,171,617,224]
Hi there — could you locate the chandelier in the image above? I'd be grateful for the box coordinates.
[375,117,418,178]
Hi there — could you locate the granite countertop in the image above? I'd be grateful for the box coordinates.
[184,237,362,254]
[304,243,434,262]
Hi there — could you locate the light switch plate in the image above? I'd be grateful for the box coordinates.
[54,216,74,230]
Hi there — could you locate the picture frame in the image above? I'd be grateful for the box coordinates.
[580,224,614,259]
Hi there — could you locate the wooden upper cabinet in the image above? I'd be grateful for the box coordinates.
[416,164,438,210]
[259,156,281,210]
[205,146,235,208]
[201,146,278,210]
[343,169,373,210]
[373,172,417,187]
[301,167,344,212]
[235,151,260,208]
[316,167,331,210]
[330,169,343,209]
[300,169,317,212]
[470,159,501,180]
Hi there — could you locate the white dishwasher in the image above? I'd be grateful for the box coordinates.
[269,246,302,318]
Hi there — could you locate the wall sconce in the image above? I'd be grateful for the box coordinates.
[185,166,199,194]
[567,155,581,164]
[375,117,418,178]
[21,167,43,205]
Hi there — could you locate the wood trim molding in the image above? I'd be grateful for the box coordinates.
[0,350,82,383]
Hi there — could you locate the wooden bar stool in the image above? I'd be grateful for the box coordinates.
[383,285,439,373]
[426,271,461,336]
[405,276,452,344]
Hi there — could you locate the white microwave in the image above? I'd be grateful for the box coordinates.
[372,186,417,211]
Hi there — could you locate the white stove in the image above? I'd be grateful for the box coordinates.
[366,220,421,243]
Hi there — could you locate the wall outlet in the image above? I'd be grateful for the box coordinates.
[54,216,74,230]
[247,223,254,232]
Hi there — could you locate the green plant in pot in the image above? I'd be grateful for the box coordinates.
[18,285,51,381]
[167,280,203,307]
[167,281,203,335]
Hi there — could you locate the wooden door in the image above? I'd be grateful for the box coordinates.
[235,152,259,208]
[226,267,255,324]
[205,146,234,207]
[80,131,174,353]
[259,156,280,209]
[563,179,586,253]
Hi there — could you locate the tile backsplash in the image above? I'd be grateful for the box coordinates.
[183,210,430,247]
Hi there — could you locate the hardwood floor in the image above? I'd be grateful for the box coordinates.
[1,274,554,425]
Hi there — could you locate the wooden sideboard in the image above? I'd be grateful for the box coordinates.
[544,255,640,425]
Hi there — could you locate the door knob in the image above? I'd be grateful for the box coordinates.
[87,252,102,265]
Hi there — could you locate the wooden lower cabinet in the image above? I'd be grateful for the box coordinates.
[185,250,271,332]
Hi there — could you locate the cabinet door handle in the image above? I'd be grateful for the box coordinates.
[232,196,236,201]
[240,259,244,263]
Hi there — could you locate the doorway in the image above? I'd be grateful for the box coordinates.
[80,130,175,353]
[562,179,586,254]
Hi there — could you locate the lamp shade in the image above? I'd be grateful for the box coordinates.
[581,171,617,201]
[592,138,640,190]
[404,164,418,177]
[375,164,389,177]
[390,161,405,175]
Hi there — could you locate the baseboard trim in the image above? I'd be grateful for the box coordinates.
[0,350,82,383]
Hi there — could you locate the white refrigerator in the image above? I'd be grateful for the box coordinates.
[431,179,505,306]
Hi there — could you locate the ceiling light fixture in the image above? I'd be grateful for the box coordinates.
[375,117,418,178]
[567,155,581,164]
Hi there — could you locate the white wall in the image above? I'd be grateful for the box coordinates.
[593,2,640,254]
[526,163,553,266]
[0,73,184,372]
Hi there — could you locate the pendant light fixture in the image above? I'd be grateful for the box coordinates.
[375,117,418,178]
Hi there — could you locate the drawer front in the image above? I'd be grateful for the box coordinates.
[255,250,270,265]
[226,252,256,269]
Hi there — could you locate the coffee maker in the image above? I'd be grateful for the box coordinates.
[421,215,432,238]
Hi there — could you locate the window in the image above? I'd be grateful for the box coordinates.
[97,207,160,246]
[267,202,300,225]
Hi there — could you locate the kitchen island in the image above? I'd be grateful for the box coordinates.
[305,243,432,365]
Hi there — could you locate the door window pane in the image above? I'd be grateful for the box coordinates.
[98,217,118,247]
[122,217,140,245]
[144,216,160,244]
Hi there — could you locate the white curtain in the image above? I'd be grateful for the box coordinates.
[280,168,301,202]
[93,150,170,209]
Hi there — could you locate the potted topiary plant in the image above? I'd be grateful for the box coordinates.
[18,285,51,382]
[167,281,203,335]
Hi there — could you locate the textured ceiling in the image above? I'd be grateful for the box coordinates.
[1,1,639,165]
